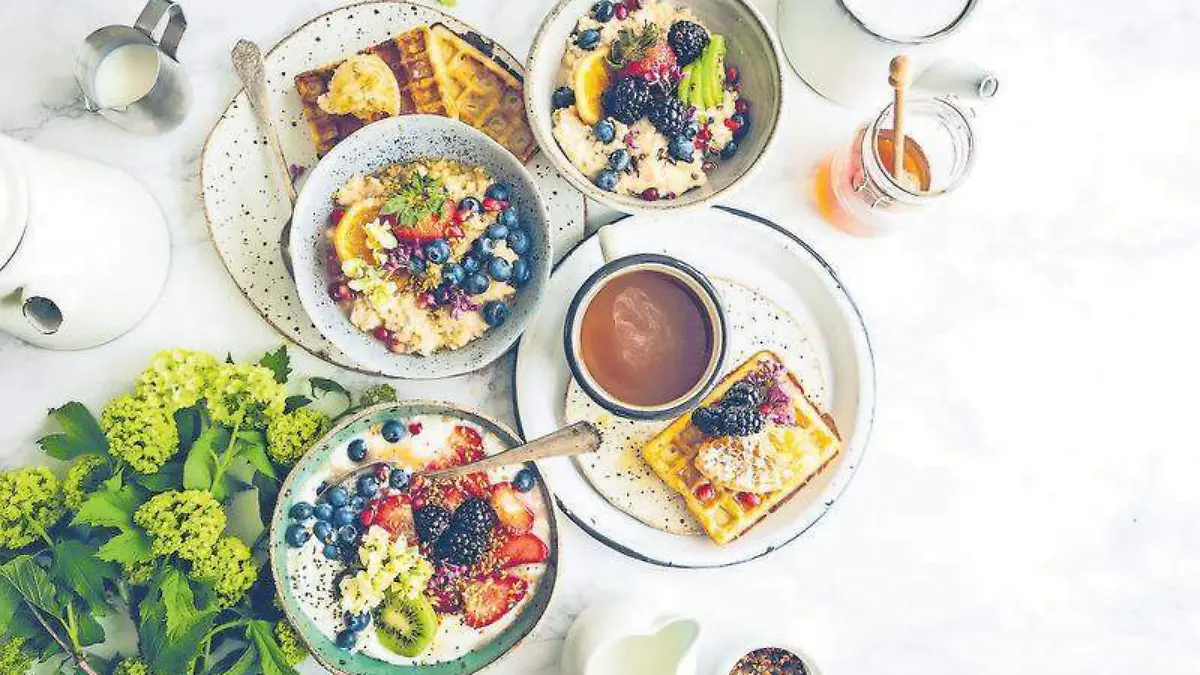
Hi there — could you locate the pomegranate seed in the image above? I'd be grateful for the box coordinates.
[640,188,660,201]
[372,326,392,342]
[625,0,641,9]
[451,209,464,224]
[417,292,436,308]
[482,197,502,212]
[735,492,760,508]
[374,464,391,482]
[735,99,750,114]
[408,421,423,435]
[328,282,352,301]
[446,225,464,239]
[664,192,677,200]
[694,483,715,502]
[360,508,376,527]
[328,208,345,225]
[380,213,398,227]
[702,160,716,172]
[614,3,628,19]
[725,65,740,85]
[723,117,742,131]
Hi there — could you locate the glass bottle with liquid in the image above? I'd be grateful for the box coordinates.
[812,95,975,235]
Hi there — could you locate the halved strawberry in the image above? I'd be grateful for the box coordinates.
[495,533,548,568]
[375,495,415,543]
[389,205,451,243]
[620,41,678,82]
[490,482,534,533]
[462,573,529,629]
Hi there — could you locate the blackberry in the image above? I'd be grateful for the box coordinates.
[603,76,651,125]
[434,527,488,566]
[667,21,709,66]
[692,406,726,436]
[414,505,452,545]
[647,96,690,137]
[450,497,496,536]
[722,381,763,408]
[720,405,765,437]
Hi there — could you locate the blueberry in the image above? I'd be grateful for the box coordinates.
[720,140,739,160]
[551,86,576,110]
[512,258,533,287]
[337,525,358,544]
[464,272,491,295]
[488,257,512,282]
[593,118,616,144]
[461,255,482,274]
[683,119,701,138]
[314,503,334,521]
[409,255,427,276]
[285,524,311,548]
[458,196,482,214]
[592,0,615,21]
[313,520,334,543]
[576,28,601,50]
[335,629,357,650]
[498,207,519,230]
[507,230,531,255]
[669,135,695,162]
[347,439,367,462]
[389,469,411,490]
[472,237,496,259]
[513,468,536,493]
[594,169,619,192]
[333,506,356,527]
[345,612,371,632]
[608,149,631,172]
[381,419,406,443]
[326,486,349,508]
[482,300,510,327]
[487,222,510,240]
[485,182,511,201]
[423,239,451,264]
[441,261,466,286]
[349,495,365,511]
[322,543,341,560]
[356,475,379,498]
[289,502,314,521]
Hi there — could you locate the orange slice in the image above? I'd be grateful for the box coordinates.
[573,49,611,125]
[332,198,382,263]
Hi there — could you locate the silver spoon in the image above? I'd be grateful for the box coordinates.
[318,422,602,495]
[231,39,296,275]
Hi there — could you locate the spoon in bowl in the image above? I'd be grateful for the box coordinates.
[231,38,296,275]
[317,421,602,496]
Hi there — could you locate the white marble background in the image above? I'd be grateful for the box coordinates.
[2,0,1199,673]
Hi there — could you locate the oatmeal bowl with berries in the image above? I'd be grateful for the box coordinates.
[290,115,551,379]
[526,0,783,213]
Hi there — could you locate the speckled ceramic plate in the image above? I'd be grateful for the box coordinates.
[290,116,551,379]
[513,207,875,567]
[200,0,586,375]
[268,401,559,675]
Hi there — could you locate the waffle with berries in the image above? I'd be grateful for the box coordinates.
[640,351,841,545]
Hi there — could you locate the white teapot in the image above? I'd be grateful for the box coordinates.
[0,135,170,349]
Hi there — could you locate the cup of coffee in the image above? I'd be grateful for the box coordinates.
[564,254,727,420]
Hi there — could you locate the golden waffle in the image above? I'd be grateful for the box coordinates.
[641,351,842,545]
[293,25,535,162]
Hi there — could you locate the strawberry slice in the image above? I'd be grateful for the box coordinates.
[375,495,415,543]
[620,41,678,82]
[490,482,534,533]
[389,205,450,243]
[451,425,483,452]
[495,533,548,568]
[462,573,529,629]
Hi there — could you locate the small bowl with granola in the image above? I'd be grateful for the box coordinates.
[289,115,551,378]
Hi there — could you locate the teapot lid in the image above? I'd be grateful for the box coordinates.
[0,135,29,268]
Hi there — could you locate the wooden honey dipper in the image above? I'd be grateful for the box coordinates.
[888,55,911,183]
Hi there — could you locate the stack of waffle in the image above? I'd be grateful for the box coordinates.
[641,351,842,545]
[294,24,536,162]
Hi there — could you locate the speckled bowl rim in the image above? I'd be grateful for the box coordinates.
[198,0,586,378]
[523,0,786,215]
[268,400,560,675]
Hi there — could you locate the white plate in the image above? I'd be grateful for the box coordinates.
[200,0,586,375]
[513,207,875,567]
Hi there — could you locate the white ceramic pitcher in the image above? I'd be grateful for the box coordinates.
[562,597,702,675]
[0,135,170,349]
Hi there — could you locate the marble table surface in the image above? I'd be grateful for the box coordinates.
[3,0,1199,673]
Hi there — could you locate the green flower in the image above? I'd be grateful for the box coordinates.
[0,467,65,550]
[100,394,179,474]
[274,620,310,667]
[133,490,225,563]
[188,536,257,608]
[0,637,34,673]
[266,407,331,465]
[134,349,219,412]
[205,363,286,429]
[62,454,112,511]
[358,384,398,407]
[112,657,152,675]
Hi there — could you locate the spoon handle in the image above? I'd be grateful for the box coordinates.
[231,39,297,205]
[423,422,602,480]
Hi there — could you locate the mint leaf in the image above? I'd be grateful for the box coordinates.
[248,619,300,675]
[50,541,117,616]
[283,394,312,413]
[38,402,109,460]
[183,425,226,492]
[72,483,141,532]
[258,346,292,384]
[96,530,153,565]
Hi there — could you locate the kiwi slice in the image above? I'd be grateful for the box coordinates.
[374,592,438,657]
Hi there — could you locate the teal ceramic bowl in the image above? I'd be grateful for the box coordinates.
[268,401,560,675]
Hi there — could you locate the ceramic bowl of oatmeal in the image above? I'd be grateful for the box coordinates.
[290,115,551,378]
[526,0,783,214]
